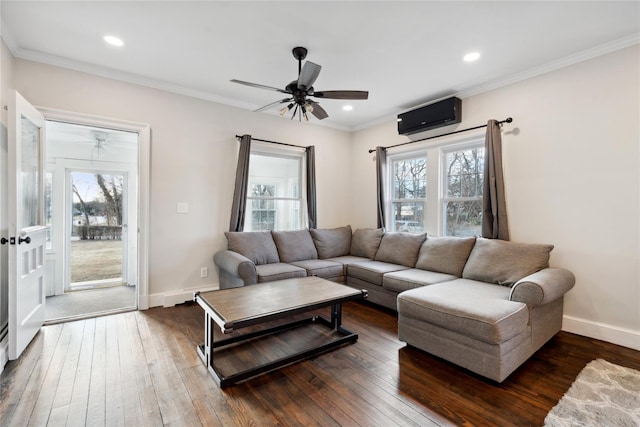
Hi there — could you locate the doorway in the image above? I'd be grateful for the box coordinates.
[44,121,139,322]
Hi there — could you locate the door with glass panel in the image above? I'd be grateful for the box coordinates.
[67,171,128,290]
[7,90,47,360]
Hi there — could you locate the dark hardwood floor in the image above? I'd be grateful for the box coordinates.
[1,300,639,426]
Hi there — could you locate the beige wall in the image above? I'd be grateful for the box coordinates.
[351,46,640,349]
[11,58,352,304]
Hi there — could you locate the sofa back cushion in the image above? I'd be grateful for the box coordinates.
[310,225,352,259]
[350,228,385,259]
[462,238,554,286]
[225,231,280,265]
[375,232,426,267]
[415,236,476,276]
[271,230,318,263]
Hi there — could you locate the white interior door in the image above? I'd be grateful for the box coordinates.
[8,90,47,360]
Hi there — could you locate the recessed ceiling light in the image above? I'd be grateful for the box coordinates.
[104,35,124,47]
[463,52,480,62]
[342,105,353,111]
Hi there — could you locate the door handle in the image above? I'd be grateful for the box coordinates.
[1,237,7,245]
[19,236,31,244]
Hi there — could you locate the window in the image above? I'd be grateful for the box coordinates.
[390,155,426,233]
[442,144,484,236]
[386,138,484,236]
[244,149,304,231]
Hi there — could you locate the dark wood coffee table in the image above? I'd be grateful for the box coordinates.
[193,276,367,387]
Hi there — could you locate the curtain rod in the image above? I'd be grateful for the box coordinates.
[367,117,513,153]
[235,134,309,149]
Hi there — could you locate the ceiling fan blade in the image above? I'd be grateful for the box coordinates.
[297,61,321,90]
[312,90,369,100]
[253,98,293,113]
[308,101,329,120]
[231,79,290,94]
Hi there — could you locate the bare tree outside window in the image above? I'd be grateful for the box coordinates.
[444,145,484,236]
[391,157,426,233]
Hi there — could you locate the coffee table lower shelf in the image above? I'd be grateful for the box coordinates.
[196,309,359,388]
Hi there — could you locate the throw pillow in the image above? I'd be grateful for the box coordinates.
[462,237,554,286]
[224,231,280,265]
[375,232,426,267]
[415,236,476,276]
[310,225,352,259]
[350,228,385,259]
[271,230,318,263]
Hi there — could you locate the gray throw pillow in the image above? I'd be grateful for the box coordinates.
[415,236,476,276]
[224,231,280,265]
[462,238,554,286]
[374,232,426,267]
[271,230,318,263]
[310,225,352,259]
[350,228,385,259]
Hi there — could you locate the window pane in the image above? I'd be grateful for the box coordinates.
[392,201,424,233]
[445,200,482,237]
[446,148,484,197]
[21,115,41,228]
[393,157,426,199]
[249,154,299,198]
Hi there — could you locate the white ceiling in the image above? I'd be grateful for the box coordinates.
[2,1,639,131]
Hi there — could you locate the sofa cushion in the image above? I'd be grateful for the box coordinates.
[347,261,410,286]
[382,269,457,293]
[397,279,529,344]
[290,259,344,278]
[375,232,426,267]
[225,231,280,265]
[310,226,352,259]
[272,230,318,263]
[462,238,554,286]
[255,263,307,283]
[350,228,384,259]
[325,255,372,275]
[415,236,476,276]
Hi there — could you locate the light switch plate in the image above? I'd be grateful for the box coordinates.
[177,202,189,213]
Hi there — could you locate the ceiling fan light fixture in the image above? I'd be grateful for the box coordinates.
[304,103,314,113]
[279,103,294,116]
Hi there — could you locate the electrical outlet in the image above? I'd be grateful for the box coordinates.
[200,267,208,278]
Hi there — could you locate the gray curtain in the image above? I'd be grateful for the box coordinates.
[482,120,510,240]
[376,146,387,229]
[306,146,317,229]
[229,135,251,232]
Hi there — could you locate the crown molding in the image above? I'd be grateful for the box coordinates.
[3,27,638,134]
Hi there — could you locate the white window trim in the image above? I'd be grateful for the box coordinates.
[440,140,485,236]
[247,142,307,231]
[385,132,485,236]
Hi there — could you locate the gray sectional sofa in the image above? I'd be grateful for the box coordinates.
[213,226,575,382]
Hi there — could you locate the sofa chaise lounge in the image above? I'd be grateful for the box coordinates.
[213,226,575,382]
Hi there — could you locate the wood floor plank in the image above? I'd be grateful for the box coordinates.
[1,299,639,426]
[65,317,96,427]
[0,323,64,424]
[85,315,107,426]
[123,312,164,424]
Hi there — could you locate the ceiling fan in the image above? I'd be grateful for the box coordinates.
[231,46,369,121]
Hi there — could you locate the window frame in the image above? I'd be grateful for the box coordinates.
[385,134,485,236]
[244,142,306,231]
[440,140,485,237]
[386,151,428,234]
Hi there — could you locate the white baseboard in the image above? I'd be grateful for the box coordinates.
[146,283,220,309]
[562,315,640,351]
[0,336,8,376]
